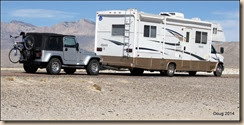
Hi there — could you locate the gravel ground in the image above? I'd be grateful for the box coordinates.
[1,69,240,121]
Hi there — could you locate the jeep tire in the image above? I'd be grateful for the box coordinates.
[23,63,38,73]
[46,58,61,75]
[86,59,99,75]
[64,68,76,74]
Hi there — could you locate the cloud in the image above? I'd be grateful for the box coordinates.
[212,11,239,19]
[209,11,239,42]
[10,9,77,19]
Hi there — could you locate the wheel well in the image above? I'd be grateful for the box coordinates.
[90,57,100,61]
[167,62,176,70]
[89,57,100,64]
[49,56,63,64]
[218,62,224,66]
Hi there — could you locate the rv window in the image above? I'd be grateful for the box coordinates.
[144,25,150,37]
[144,25,157,38]
[151,26,157,38]
[213,28,217,34]
[112,25,125,36]
[202,32,208,44]
[195,31,201,43]
[186,32,190,42]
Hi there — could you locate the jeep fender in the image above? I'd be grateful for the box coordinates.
[83,56,100,66]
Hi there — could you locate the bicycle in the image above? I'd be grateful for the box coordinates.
[8,35,24,63]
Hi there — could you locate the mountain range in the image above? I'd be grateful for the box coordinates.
[1,19,95,51]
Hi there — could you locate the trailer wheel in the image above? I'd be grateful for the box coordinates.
[130,68,144,76]
[188,71,197,76]
[46,58,61,75]
[214,64,223,77]
[64,68,76,74]
[166,63,175,77]
[23,63,38,73]
[86,59,100,75]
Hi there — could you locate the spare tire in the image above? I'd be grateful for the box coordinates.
[24,35,35,50]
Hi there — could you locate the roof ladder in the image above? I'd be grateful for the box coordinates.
[123,9,132,57]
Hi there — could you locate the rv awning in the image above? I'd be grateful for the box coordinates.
[140,13,164,23]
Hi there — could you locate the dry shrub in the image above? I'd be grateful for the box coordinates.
[40,78,46,82]
[93,84,102,91]
[5,77,15,81]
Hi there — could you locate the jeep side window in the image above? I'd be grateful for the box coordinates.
[64,37,76,47]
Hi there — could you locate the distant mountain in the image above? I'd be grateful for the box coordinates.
[213,42,239,69]
[1,19,95,51]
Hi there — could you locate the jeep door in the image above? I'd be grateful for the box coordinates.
[63,36,79,62]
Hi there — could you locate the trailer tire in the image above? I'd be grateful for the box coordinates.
[130,68,144,76]
[188,71,197,76]
[166,63,175,77]
[214,64,223,77]
[23,63,38,73]
[46,58,61,75]
[64,68,76,74]
[86,59,100,75]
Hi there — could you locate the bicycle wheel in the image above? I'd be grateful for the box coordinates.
[24,35,34,50]
[9,48,21,63]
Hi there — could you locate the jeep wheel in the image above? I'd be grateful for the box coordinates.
[166,63,175,77]
[214,64,223,77]
[23,63,38,73]
[86,59,100,75]
[64,68,76,74]
[46,58,61,75]
[130,68,144,76]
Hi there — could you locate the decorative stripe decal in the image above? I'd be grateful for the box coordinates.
[166,48,206,60]
[165,42,180,46]
[136,47,158,52]
[166,28,185,41]
[212,57,219,61]
[166,28,183,37]
[103,38,126,46]
[149,40,180,46]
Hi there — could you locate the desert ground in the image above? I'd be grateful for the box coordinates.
[1,68,240,120]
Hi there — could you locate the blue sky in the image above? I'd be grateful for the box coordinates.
[1,1,240,41]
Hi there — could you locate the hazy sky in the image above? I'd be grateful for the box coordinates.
[1,1,239,41]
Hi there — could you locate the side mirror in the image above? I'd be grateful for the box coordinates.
[220,47,224,54]
[76,43,79,51]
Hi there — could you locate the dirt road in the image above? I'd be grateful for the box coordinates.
[1,69,240,120]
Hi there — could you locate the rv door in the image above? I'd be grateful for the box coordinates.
[182,28,192,69]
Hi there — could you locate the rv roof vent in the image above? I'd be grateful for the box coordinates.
[192,17,201,21]
[159,12,184,18]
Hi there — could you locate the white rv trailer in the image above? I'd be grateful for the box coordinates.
[95,9,225,76]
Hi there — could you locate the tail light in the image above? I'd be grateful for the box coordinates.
[36,51,42,58]
[97,47,102,52]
